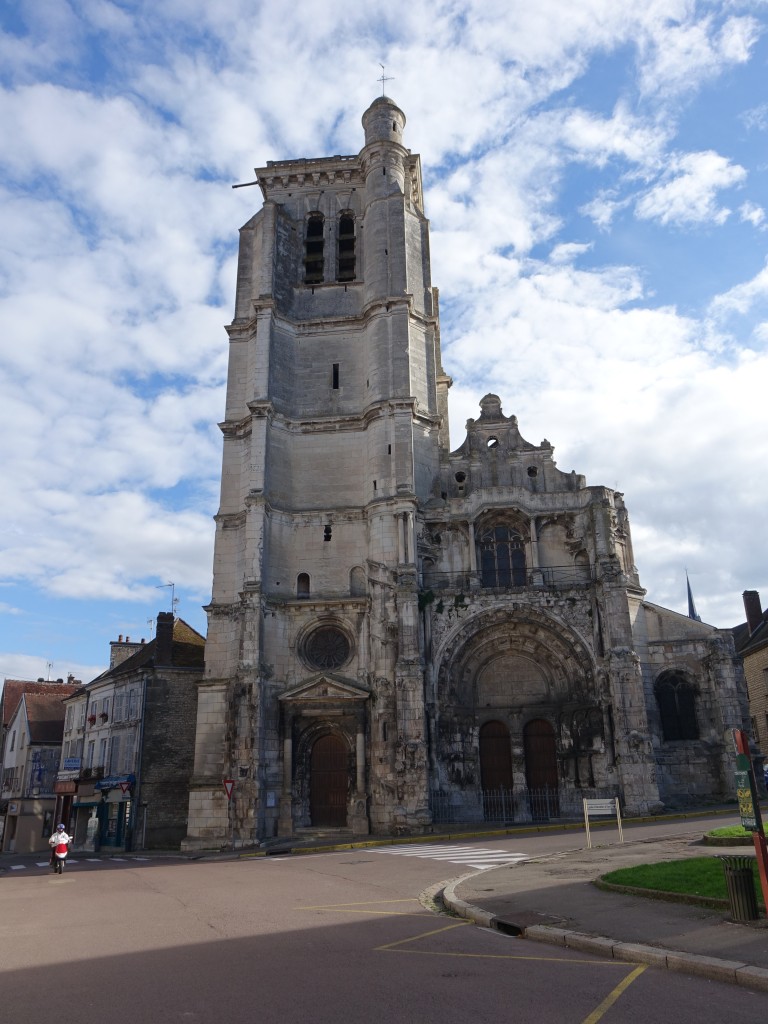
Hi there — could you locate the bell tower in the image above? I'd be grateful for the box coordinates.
[184,97,450,847]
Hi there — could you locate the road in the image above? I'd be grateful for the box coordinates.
[2,816,767,1023]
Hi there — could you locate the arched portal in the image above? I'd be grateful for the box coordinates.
[310,734,348,827]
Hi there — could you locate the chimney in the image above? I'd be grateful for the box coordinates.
[743,591,764,634]
[156,611,174,666]
[110,635,146,669]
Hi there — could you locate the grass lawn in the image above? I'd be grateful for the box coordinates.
[601,857,764,907]
[707,824,768,839]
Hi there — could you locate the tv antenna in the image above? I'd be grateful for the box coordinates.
[156,582,177,613]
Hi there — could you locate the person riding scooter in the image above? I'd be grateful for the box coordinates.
[49,823,72,872]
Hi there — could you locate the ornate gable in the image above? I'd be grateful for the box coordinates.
[278,674,370,705]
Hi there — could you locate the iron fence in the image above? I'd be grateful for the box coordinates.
[430,786,619,825]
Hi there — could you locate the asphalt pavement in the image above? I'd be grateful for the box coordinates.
[441,829,768,994]
[6,810,768,997]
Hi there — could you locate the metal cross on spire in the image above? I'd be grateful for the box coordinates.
[378,63,394,96]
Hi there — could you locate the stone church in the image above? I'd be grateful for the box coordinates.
[183,96,748,848]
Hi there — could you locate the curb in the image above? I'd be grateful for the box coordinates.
[231,806,743,859]
[441,876,768,994]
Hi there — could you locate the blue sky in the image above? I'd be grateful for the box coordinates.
[1,0,767,686]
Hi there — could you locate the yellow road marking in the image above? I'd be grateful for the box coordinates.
[376,923,625,966]
[300,908,429,917]
[380,947,623,965]
[297,900,639,973]
[377,923,469,949]
[580,965,647,1024]
[299,898,420,909]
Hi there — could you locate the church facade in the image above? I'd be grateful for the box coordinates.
[183,97,747,847]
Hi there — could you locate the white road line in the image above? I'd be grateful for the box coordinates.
[10,864,26,870]
[371,844,528,868]
[37,862,50,867]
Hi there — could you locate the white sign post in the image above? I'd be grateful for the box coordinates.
[583,797,623,849]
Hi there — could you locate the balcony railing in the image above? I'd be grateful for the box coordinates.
[420,563,596,596]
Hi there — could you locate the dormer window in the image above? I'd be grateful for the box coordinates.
[305,215,324,284]
[337,213,355,282]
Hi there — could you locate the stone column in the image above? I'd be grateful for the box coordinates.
[350,711,370,835]
[278,721,294,837]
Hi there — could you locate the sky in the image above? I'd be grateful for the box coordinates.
[1,0,767,688]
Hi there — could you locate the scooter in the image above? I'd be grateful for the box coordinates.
[52,841,69,874]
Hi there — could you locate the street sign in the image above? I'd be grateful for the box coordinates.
[119,781,132,794]
[735,753,759,831]
[223,779,235,801]
[583,797,624,849]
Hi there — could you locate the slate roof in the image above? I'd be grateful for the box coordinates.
[733,609,768,657]
[93,618,205,681]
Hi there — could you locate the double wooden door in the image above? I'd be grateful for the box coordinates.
[310,734,348,827]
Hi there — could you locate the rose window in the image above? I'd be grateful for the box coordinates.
[304,626,351,670]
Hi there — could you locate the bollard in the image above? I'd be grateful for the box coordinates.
[719,855,759,922]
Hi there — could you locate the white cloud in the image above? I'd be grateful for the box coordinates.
[550,242,593,263]
[637,12,760,98]
[1,0,767,670]
[709,259,768,318]
[0,655,104,687]
[740,200,766,227]
[635,150,746,225]
[741,102,768,132]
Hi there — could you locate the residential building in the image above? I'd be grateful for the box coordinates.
[182,96,749,848]
[55,614,203,850]
[0,677,82,849]
[734,591,768,756]
[2,692,75,852]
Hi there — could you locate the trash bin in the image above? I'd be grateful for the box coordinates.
[719,855,759,922]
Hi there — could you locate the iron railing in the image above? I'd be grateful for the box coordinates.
[420,564,596,595]
[430,786,619,825]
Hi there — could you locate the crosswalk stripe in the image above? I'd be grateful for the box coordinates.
[10,864,26,870]
[370,843,528,868]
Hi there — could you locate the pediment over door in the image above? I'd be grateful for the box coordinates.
[279,674,370,705]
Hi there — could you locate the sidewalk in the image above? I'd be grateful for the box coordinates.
[443,830,768,993]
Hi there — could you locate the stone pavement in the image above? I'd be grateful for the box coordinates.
[442,829,768,994]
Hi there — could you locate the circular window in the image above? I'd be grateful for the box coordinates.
[304,626,351,670]
[486,437,499,448]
